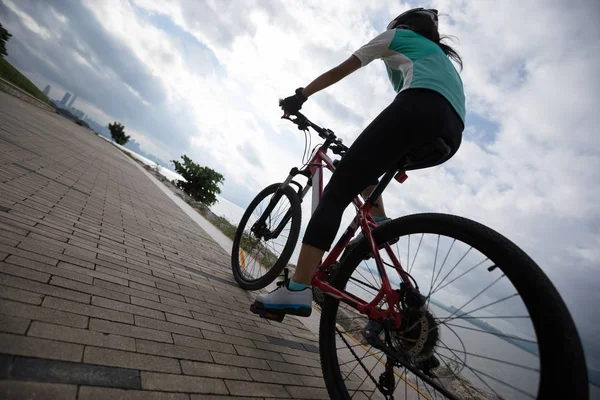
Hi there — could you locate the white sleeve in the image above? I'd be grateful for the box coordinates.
[352,30,396,67]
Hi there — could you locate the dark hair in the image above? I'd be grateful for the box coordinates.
[404,14,463,70]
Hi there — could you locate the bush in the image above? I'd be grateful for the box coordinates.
[171,155,224,207]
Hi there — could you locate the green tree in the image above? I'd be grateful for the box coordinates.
[0,23,11,58]
[108,121,130,145]
[172,155,224,206]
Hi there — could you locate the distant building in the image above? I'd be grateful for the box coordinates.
[42,85,51,96]
[60,92,71,105]
[67,94,77,108]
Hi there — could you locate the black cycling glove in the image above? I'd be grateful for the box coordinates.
[280,88,307,115]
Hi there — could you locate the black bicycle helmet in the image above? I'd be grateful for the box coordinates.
[387,8,438,30]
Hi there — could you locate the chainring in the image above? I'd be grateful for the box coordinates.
[312,262,341,307]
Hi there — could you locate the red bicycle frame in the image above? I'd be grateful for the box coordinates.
[288,143,413,327]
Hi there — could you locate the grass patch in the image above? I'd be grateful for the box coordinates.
[196,207,279,268]
[0,58,53,106]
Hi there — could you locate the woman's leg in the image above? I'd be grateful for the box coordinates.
[291,185,386,286]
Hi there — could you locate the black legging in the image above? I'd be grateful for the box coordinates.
[302,88,464,251]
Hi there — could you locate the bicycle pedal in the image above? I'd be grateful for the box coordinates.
[250,303,285,322]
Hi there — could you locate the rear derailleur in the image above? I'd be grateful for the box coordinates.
[363,318,440,392]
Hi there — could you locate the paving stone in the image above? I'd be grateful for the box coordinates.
[0,298,88,328]
[202,330,257,348]
[282,386,329,399]
[280,354,320,368]
[180,360,251,380]
[253,340,299,356]
[91,295,165,320]
[165,313,223,333]
[57,261,128,286]
[89,318,173,343]
[84,347,181,373]
[49,276,130,303]
[93,278,159,301]
[221,326,269,343]
[130,296,192,317]
[225,380,290,398]
[297,375,326,388]
[0,283,43,304]
[172,334,236,355]
[0,314,31,334]
[267,360,314,377]
[247,369,303,385]
[0,380,78,400]
[135,339,212,362]
[0,332,83,362]
[0,272,90,303]
[79,386,189,400]
[96,265,157,287]
[190,396,263,400]
[141,372,228,394]
[159,295,213,317]
[211,351,270,370]
[0,244,59,266]
[265,335,309,351]
[129,281,185,301]
[7,254,94,284]
[134,315,202,337]
[234,345,285,362]
[0,260,50,282]
[28,321,135,351]
[10,356,141,388]
[43,296,133,324]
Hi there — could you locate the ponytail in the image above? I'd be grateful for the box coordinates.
[402,14,463,71]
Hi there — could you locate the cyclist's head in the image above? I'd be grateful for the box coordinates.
[387,8,463,70]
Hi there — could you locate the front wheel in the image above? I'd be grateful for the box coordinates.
[231,183,302,290]
[319,213,588,400]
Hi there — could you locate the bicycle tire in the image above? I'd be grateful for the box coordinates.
[231,183,302,291]
[319,213,588,399]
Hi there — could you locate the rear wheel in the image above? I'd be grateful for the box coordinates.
[231,183,302,290]
[319,213,588,400]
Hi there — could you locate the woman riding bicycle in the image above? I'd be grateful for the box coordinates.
[253,7,465,316]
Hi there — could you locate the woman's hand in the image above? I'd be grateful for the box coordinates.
[280,88,307,117]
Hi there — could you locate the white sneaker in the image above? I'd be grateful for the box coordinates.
[251,280,312,319]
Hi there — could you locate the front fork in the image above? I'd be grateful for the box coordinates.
[252,168,311,240]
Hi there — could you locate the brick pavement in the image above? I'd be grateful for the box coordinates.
[0,91,333,399]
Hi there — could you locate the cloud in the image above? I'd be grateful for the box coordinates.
[1,0,599,373]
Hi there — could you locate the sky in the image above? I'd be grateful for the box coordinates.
[1,0,599,374]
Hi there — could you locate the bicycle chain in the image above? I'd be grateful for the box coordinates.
[335,328,394,400]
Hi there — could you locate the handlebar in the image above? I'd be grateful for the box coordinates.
[282,111,348,155]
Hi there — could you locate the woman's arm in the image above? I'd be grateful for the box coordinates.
[301,55,362,98]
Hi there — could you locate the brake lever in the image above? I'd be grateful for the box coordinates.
[281,114,309,131]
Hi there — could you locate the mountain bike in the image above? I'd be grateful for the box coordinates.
[230,112,588,399]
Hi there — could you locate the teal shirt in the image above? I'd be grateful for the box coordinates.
[353,29,465,124]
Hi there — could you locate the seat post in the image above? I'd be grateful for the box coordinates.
[365,169,398,206]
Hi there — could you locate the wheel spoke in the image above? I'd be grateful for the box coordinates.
[441,322,538,344]
[431,257,489,295]
[440,346,539,372]
[349,276,380,294]
[436,339,535,399]
[408,233,424,275]
[430,246,473,294]
[443,274,506,321]
[426,235,441,306]
[436,293,520,324]
[430,238,456,290]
